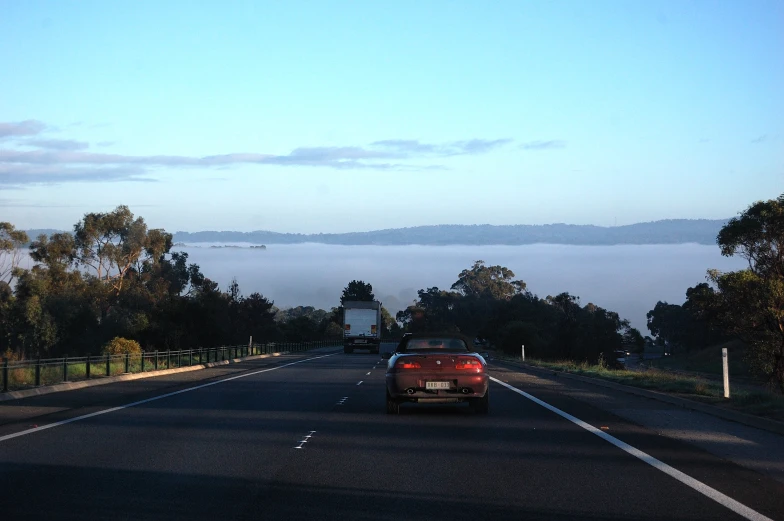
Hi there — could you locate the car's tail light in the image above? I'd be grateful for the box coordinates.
[396,360,421,369]
[455,357,482,369]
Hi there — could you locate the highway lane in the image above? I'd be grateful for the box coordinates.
[0,350,781,521]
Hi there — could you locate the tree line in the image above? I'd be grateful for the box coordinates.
[645,194,784,392]
[0,206,348,359]
[388,260,643,364]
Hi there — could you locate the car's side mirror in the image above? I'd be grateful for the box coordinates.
[381,352,392,360]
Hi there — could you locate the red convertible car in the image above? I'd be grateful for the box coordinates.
[383,333,489,414]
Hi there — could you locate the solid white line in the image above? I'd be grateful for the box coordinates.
[0,353,338,443]
[489,376,774,521]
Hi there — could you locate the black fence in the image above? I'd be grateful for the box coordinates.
[1,340,339,394]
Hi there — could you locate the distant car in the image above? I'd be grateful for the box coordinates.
[382,333,489,415]
[611,349,627,369]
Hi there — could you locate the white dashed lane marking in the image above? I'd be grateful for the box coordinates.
[294,430,317,449]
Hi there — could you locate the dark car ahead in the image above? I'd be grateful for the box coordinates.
[383,333,489,414]
[611,349,627,369]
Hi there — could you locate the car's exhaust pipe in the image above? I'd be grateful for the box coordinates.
[406,388,416,395]
[461,387,472,394]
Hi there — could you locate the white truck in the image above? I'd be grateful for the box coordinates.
[343,300,382,354]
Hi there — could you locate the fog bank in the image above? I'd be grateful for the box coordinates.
[176,243,747,334]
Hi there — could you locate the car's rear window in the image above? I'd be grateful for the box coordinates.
[404,338,469,352]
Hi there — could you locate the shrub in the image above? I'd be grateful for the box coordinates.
[2,348,23,362]
[102,337,142,355]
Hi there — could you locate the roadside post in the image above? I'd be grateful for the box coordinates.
[722,348,730,399]
[249,336,253,356]
[521,344,525,362]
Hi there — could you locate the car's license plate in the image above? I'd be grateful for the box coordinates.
[426,381,451,390]
[355,340,366,344]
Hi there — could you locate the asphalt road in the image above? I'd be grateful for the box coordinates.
[0,347,782,521]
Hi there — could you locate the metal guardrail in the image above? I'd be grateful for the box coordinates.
[1,340,340,393]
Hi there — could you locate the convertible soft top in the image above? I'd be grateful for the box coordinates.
[396,332,474,353]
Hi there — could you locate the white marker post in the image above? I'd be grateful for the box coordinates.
[521,344,525,362]
[249,336,253,355]
[722,347,730,399]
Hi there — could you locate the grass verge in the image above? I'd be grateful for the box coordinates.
[5,348,271,390]
[493,354,784,422]
[646,341,751,378]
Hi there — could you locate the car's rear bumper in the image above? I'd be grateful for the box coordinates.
[344,339,380,351]
[344,338,380,345]
[386,372,489,400]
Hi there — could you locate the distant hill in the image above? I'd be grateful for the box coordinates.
[171,219,728,246]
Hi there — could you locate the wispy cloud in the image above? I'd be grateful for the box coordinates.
[23,138,89,151]
[370,138,512,156]
[0,120,46,139]
[0,198,155,208]
[0,163,153,188]
[0,120,512,186]
[520,140,566,150]
[751,134,767,144]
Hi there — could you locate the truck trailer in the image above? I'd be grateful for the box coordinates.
[342,301,382,354]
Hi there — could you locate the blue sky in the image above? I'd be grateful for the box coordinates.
[1,0,781,233]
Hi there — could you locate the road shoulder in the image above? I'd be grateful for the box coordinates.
[489,359,784,486]
[0,347,340,433]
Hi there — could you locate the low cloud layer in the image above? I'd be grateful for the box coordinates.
[0,119,516,187]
